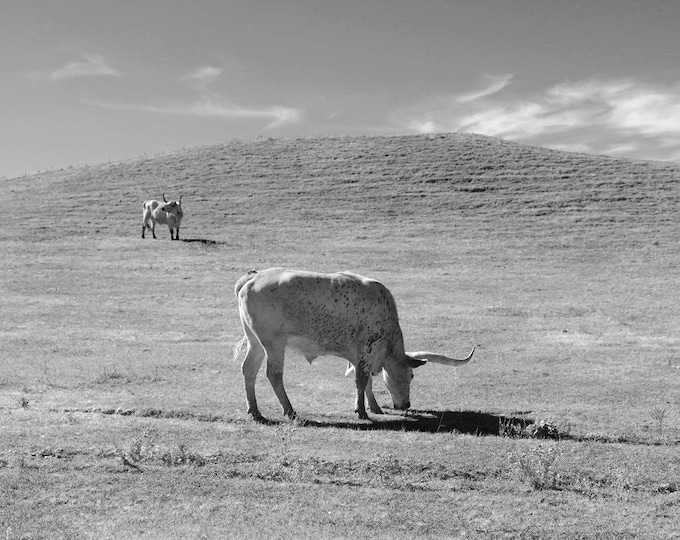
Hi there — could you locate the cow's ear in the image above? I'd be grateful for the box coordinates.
[406,355,427,369]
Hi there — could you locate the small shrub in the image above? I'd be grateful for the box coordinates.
[121,429,208,467]
[501,418,567,440]
[656,482,678,494]
[125,428,157,462]
[509,444,563,490]
[120,428,210,469]
[524,420,563,440]
[158,443,206,467]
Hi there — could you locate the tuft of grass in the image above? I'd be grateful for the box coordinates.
[508,444,563,490]
[124,428,157,462]
[365,453,404,486]
[650,407,667,440]
[499,416,525,438]
[40,361,53,386]
[273,422,299,464]
[120,428,207,469]
[93,365,133,385]
[157,442,206,467]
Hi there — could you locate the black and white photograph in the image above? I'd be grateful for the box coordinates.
[2,1,679,537]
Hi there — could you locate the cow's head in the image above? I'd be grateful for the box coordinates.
[160,192,184,217]
[381,355,426,410]
[382,348,475,410]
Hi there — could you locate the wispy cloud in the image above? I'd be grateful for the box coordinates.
[179,66,223,90]
[190,98,303,128]
[91,97,303,129]
[50,54,121,80]
[396,76,680,161]
[89,61,302,129]
[456,74,513,103]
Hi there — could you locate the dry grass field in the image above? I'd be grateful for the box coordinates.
[2,133,679,538]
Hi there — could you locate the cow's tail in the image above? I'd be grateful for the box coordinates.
[233,269,258,364]
[234,269,258,298]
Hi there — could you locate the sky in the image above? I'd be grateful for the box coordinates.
[3,0,680,178]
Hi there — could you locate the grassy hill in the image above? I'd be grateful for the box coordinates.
[9,133,679,245]
[3,133,680,538]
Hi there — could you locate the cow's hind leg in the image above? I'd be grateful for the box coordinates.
[240,333,266,420]
[262,339,296,419]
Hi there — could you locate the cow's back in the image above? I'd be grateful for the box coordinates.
[143,200,161,212]
[237,268,404,359]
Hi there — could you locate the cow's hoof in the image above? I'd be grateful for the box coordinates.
[248,409,265,422]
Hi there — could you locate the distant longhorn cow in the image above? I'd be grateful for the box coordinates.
[141,192,183,240]
[234,267,474,420]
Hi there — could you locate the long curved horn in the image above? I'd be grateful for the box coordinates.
[407,347,475,366]
[162,191,168,202]
[179,193,183,205]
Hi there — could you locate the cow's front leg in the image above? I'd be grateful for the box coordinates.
[354,364,370,420]
[365,375,384,414]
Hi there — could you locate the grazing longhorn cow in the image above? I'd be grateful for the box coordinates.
[141,192,183,240]
[234,267,474,420]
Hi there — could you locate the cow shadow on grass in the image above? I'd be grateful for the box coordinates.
[180,238,230,246]
[280,409,535,436]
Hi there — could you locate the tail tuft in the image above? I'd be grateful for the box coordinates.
[233,335,248,363]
